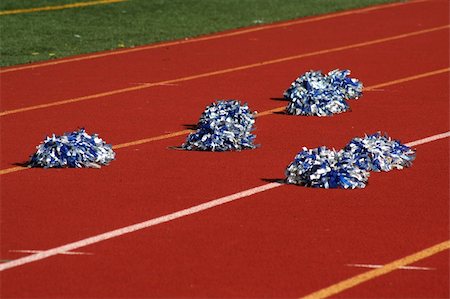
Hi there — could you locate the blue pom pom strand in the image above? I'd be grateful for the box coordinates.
[182,100,257,151]
[285,146,369,189]
[327,69,363,100]
[342,132,416,172]
[29,128,115,168]
[284,69,363,116]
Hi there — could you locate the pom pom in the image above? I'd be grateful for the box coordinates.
[327,69,363,100]
[285,146,369,189]
[29,128,115,168]
[182,100,257,151]
[284,69,363,116]
[285,133,414,189]
[342,132,416,172]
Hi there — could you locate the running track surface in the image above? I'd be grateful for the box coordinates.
[0,0,449,297]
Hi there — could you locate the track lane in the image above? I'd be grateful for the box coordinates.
[0,0,447,111]
[1,138,447,297]
[0,28,448,169]
[1,30,448,252]
[1,67,448,176]
[1,25,448,117]
[1,70,448,261]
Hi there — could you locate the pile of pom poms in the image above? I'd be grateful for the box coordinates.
[284,69,363,116]
[182,100,257,151]
[29,128,115,168]
[285,132,416,189]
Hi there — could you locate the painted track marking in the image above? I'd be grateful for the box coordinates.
[9,249,93,256]
[1,67,448,176]
[346,263,436,271]
[302,241,450,298]
[1,25,448,117]
[0,0,429,73]
[0,182,283,271]
[404,132,450,147]
[406,131,450,147]
[0,0,127,16]
[0,132,448,272]
[113,129,192,149]
[0,166,25,176]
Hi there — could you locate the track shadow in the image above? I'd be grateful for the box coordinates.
[167,125,194,150]
[167,146,185,151]
[261,178,286,184]
[182,124,198,130]
[12,161,30,167]
[272,111,287,115]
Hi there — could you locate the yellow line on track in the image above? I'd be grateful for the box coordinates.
[301,240,450,298]
[113,130,192,149]
[0,166,27,175]
[0,0,127,16]
[0,0,428,73]
[0,67,448,176]
[1,25,448,118]
[369,68,450,89]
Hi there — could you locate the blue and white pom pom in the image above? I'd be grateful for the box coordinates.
[284,69,363,116]
[29,128,115,168]
[342,132,416,172]
[327,69,363,100]
[285,146,369,189]
[182,100,257,151]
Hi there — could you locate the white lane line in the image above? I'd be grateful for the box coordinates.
[0,182,282,271]
[405,131,450,147]
[0,131,448,272]
[129,82,179,86]
[9,249,93,256]
[347,263,436,271]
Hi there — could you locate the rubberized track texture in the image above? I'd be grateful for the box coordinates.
[0,0,449,298]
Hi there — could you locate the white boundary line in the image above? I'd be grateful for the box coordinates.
[9,249,93,256]
[346,263,435,271]
[0,131,448,272]
[0,182,282,271]
[405,131,450,147]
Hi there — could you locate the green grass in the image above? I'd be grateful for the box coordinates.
[0,0,401,67]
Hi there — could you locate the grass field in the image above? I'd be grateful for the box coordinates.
[0,0,401,67]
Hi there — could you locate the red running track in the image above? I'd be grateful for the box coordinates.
[0,0,449,298]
